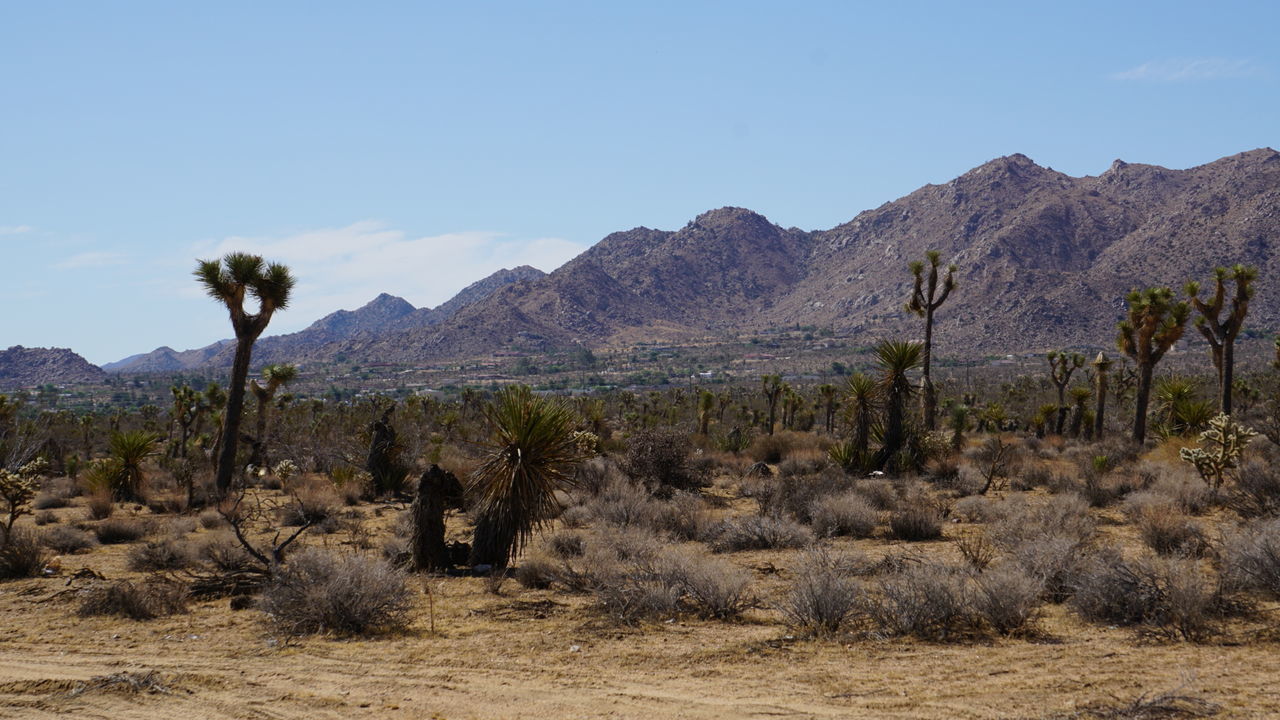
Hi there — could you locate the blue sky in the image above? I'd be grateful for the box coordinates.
[2,1,1277,365]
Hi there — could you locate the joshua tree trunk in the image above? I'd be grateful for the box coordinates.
[921,307,936,430]
[1222,341,1235,416]
[1093,354,1110,441]
[214,341,254,494]
[411,466,454,572]
[1133,363,1154,444]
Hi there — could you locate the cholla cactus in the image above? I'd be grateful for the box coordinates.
[1179,413,1258,494]
[570,431,601,457]
[272,459,299,483]
[1,459,46,541]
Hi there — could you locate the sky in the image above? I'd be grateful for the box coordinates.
[2,1,1278,365]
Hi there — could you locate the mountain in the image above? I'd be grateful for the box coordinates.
[319,148,1279,362]
[0,346,106,388]
[98,147,1280,372]
[105,265,546,373]
[776,149,1280,349]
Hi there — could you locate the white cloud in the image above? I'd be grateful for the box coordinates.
[54,251,128,269]
[1111,58,1260,82]
[0,225,33,235]
[192,221,587,332]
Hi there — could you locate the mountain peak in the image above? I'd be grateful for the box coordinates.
[361,293,415,313]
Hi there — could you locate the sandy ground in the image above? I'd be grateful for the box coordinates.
[2,483,1279,720]
[3,549,1279,719]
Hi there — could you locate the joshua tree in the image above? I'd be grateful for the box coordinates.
[1092,352,1112,440]
[817,384,839,434]
[761,374,784,436]
[194,253,295,494]
[169,384,207,459]
[872,339,923,472]
[247,363,297,469]
[1047,351,1085,435]
[696,389,714,436]
[907,251,957,431]
[411,465,465,572]
[843,372,877,456]
[1117,287,1190,444]
[1186,265,1257,415]
[467,386,586,569]
[1067,386,1092,438]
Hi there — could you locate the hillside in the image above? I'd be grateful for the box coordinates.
[321,148,1280,362]
[99,147,1280,371]
[0,346,106,389]
[105,266,547,373]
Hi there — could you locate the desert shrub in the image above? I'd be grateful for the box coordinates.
[0,529,49,579]
[41,525,97,554]
[591,567,683,623]
[869,563,976,640]
[259,549,413,635]
[127,538,196,572]
[146,493,188,515]
[748,433,792,464]
[381,535,410,566]
[84,491,114,520]
[780,548,864,636]
[33,492,69,510]
[953,533,997,570]
[1122,491,1174,521]
[598,526,666,563]
[1220,519,1280,596]
[989,494,1094,550]
[557,503,592,529]
[1070,552,1217,641]
[514,553,559,589]
[1136,506,1207,557]
[1231,460,1280,519]
[78,577,188,620]
[1147,470,1213,516]
[651,493,712,541]
[971,563,1043,635]
[280,480,340,527]
[198,534,260,574]
[990,494,1095,602]
[952,495,1000,524]
[810,492,877,538]
[170,516,196,535]
[34,510,58,526]
[852,478,899,511]
[1011,465,1053,492]
[777,457,827,478]
[547,529,586,558]
[573,457,621,496]
[660,551,752,620]
[888,506,943,541]
[709,515,813,553]
[94,517,148,544]
[587,478,660,529]
[623,428,707,496]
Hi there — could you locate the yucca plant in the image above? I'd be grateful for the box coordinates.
[106,430,160,501]
[842,372,878,455]
[467,386,588,569]
[872,340,923,472]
